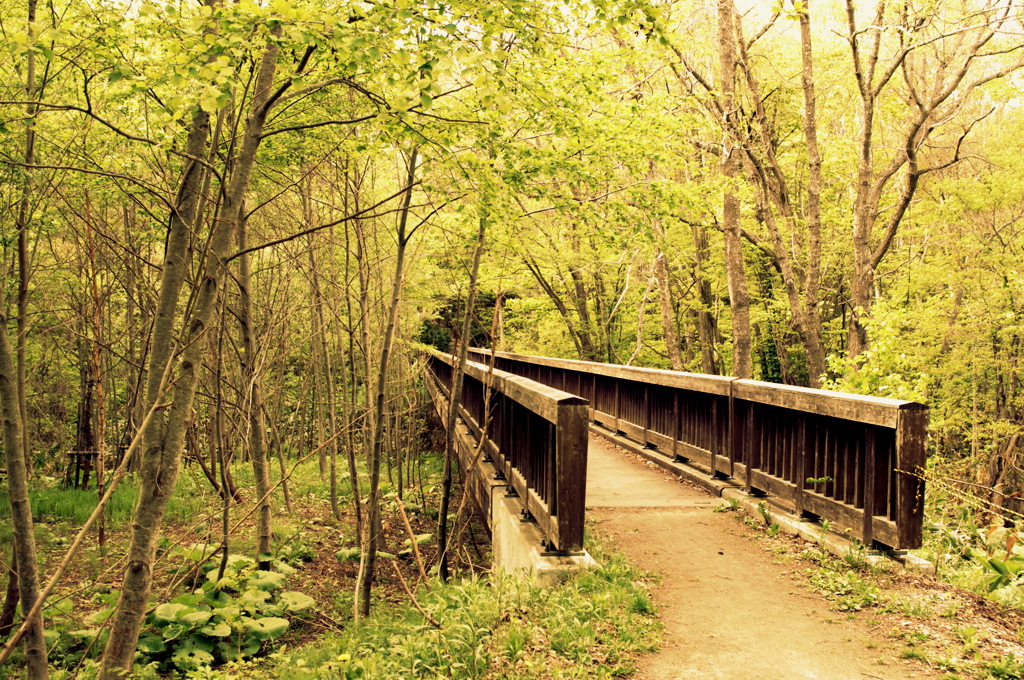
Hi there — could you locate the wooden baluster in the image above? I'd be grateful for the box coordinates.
[743,403,754,492]
[672,390,682,461]
[861,428,876,547]
[643,384,650,447]
[795,414,808,518]
[730,392,740,483]
[614,380,621,433]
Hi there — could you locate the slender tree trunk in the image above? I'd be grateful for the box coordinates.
[238,210,273,564]
[1,1,47,673]
[438,212,487,581]
[340,197,363,541]
[0,550,19,640]
[653,244,684,371]
[306,214,343,519]
[692,222,719,374]
[84,194,108,551]
[717,0,752,379]
[99,30,283,678]
[798,1,826,383]
[355,147,418,619]
[0,274,47,679]
[15,0,40,477]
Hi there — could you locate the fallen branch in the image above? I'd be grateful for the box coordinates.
[390,561,441,629]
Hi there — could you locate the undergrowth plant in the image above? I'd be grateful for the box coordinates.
[44,550,314,674]
[269,533,660,680]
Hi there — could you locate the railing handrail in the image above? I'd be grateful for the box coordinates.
[468,348,922,425]
[423,348,589,552]
[433,351,588,418]
[468,346,928,550]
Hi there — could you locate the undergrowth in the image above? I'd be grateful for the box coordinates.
[0,470,212,531]
[251,533,660,680]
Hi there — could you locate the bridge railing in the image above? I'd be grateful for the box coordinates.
[468,349,927,550]
[423,350,589,552]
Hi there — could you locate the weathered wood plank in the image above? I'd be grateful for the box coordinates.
[430,350,585,423]
[468,348,736,395]
[896,407,928,548]
[451,347,928,551]
[556,402,589,552]
[732,380,915,428]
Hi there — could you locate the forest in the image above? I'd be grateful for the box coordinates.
[1,0,1024,678]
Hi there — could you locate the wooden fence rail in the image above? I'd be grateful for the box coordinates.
[423,350,589,552]
[468,348,928,550]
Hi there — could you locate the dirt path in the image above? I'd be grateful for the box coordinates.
[586,436,943,680]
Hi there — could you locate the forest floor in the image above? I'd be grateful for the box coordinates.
[586,437,1024,680]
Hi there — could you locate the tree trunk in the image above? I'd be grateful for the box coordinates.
[438,212,487,581]
[237,210,273,564]
[83,194,108,551]
[0,277,47,679]
[798,1,826,383]
[98,29,282,678]
[0,549,19,640]
[355,147,418,619]
[653,247,683,371]
[717,0,752,379]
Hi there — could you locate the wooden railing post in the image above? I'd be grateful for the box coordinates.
[555,399,589,552]
[895,405,928,549]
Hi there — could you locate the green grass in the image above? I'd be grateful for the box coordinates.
[0,466,215,531]
[258,533,661,680]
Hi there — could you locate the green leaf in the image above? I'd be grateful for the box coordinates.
[248,570,286,591]
[161,623,187,641]
[172,645,214,669]
[199,621,232,637]
[225,554,256,569]
[69,628,101,641]
[180,610,213,626]
[239,588,271,611]
[244,616,289,640]
[335,547,360,561]
[137,636,166,654]
[153,603,192,622]
[279,591,315,613]
[273,560,296,575]
[403,533,433,547]
[84,606,114,625]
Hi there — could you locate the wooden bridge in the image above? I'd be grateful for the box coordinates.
[423,347,928,556]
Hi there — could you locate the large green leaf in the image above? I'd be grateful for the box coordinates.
[403,533,433,547]
[137,636,166,654]
[199,621,232,637]
[335,547,360,561]
[161,623,187,641]
[153,603,193,622]
[180,610,213,626]
[239,588,272,613]
[225,554,256,569]
[172,645,215,669]
[248,570,286,591]
[279,591,315,613]
[244,616,289,640]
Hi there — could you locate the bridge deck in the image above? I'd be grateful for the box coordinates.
[586,436,938,680]
[587,437,716,508]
